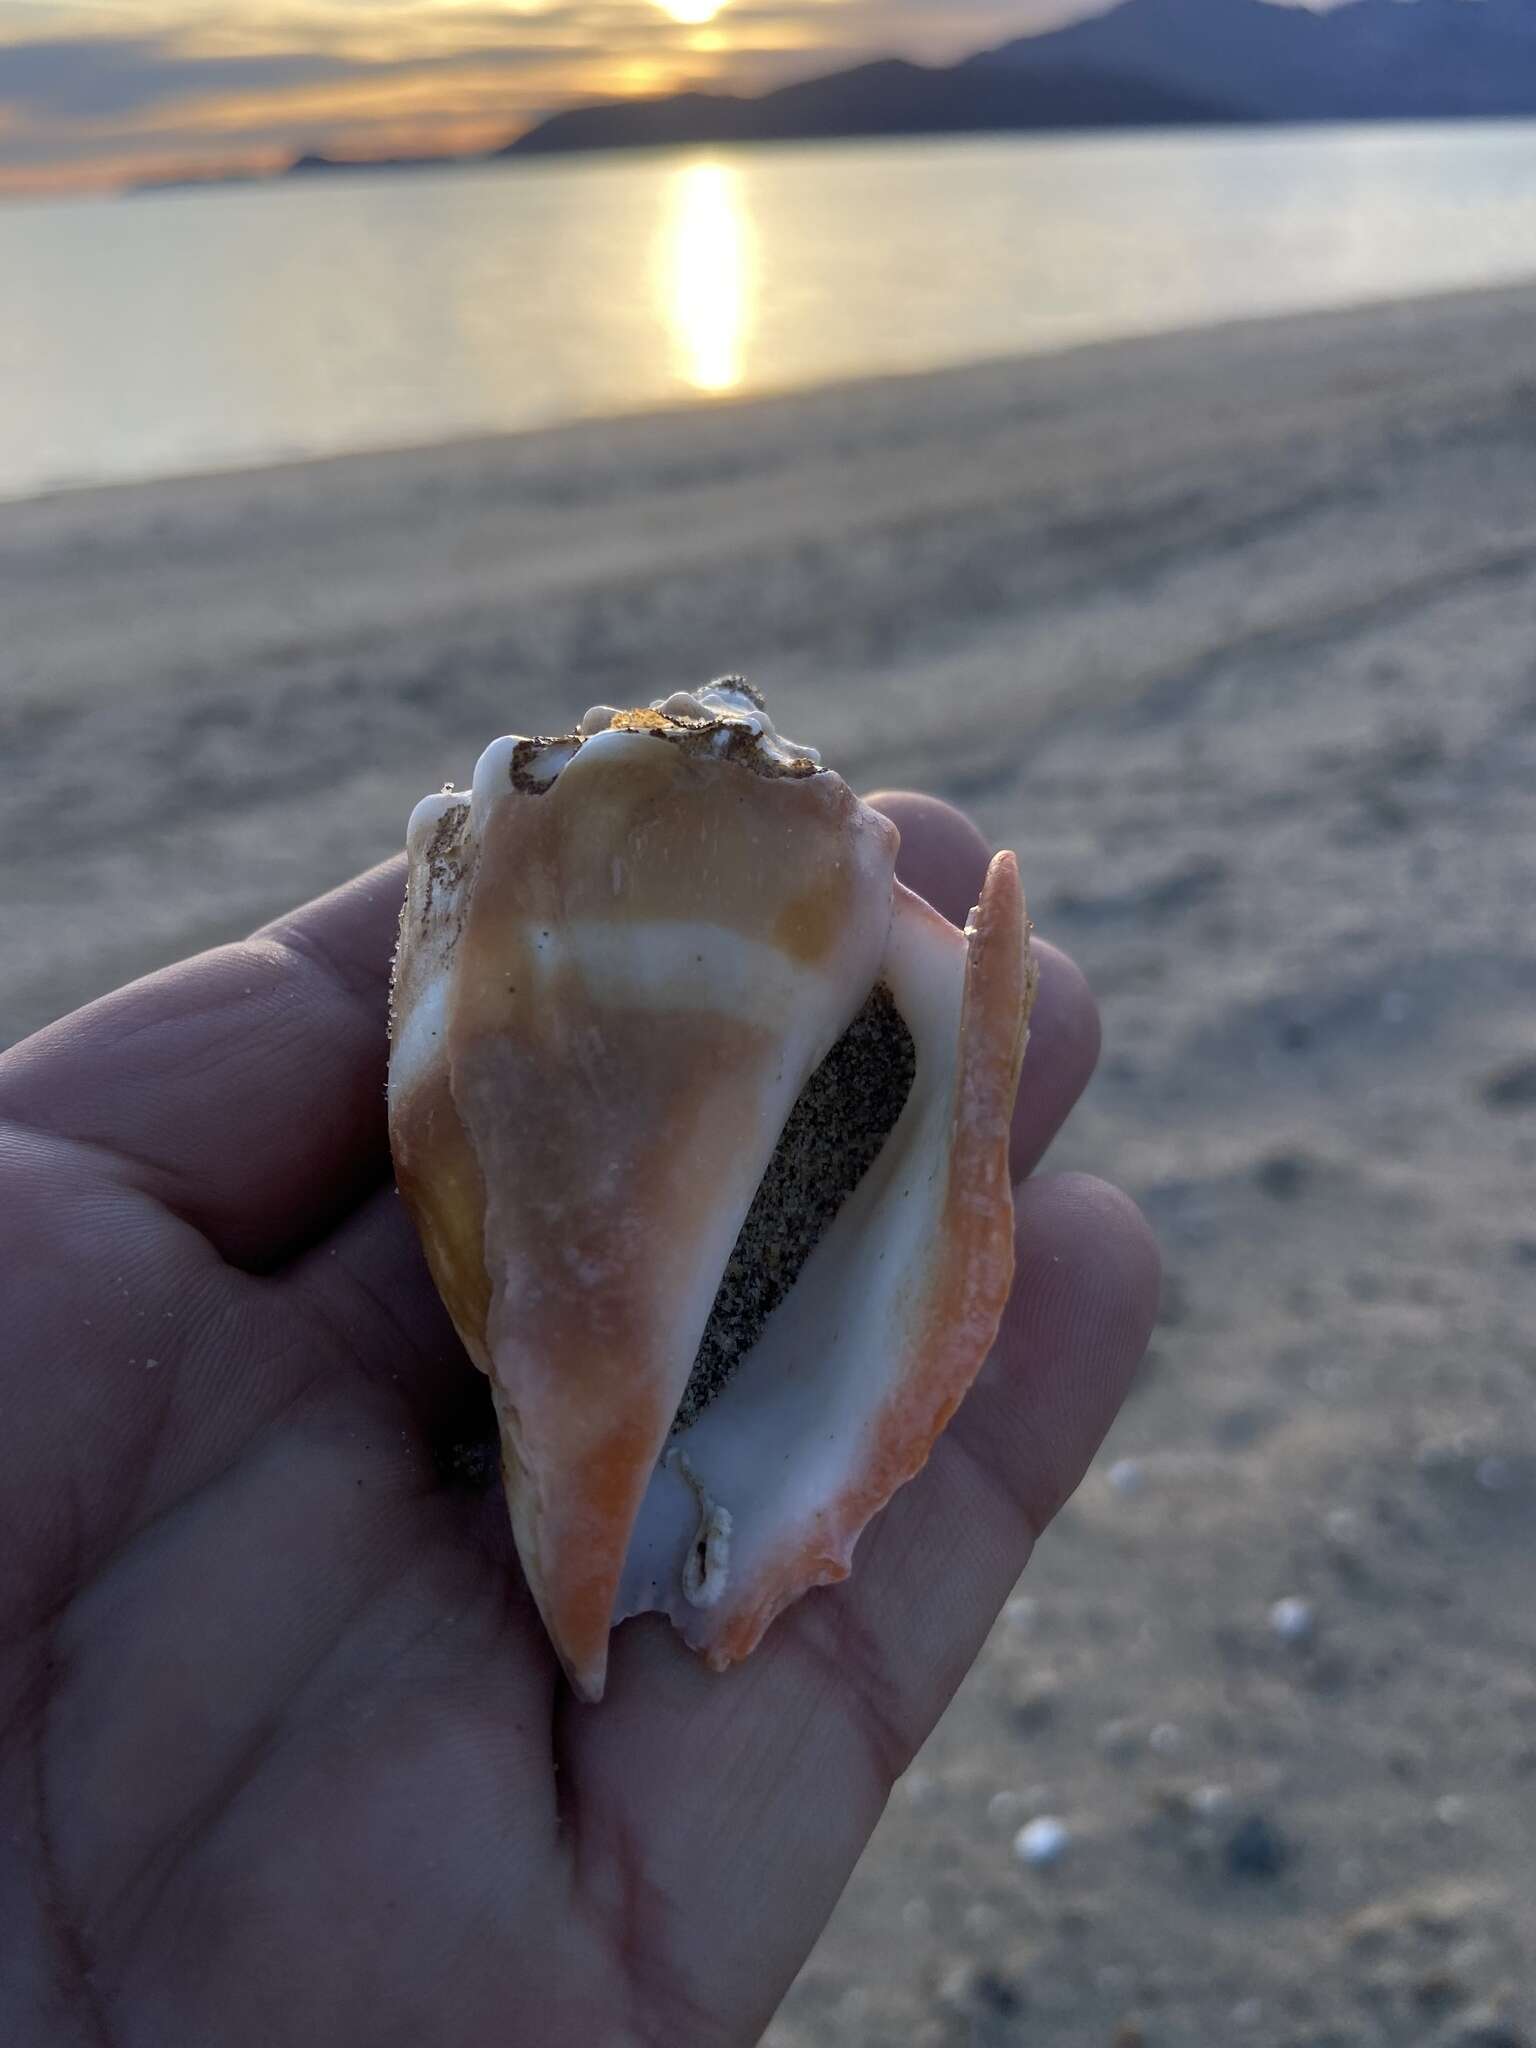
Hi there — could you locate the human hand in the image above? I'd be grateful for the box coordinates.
[0,793,1157,2048]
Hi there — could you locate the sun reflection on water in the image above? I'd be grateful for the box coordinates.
[660,160,753,394]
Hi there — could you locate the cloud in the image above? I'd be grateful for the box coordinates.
[0,26,638,122]
[0,36,356,117]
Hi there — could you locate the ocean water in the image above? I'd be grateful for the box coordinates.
[5,122,1536,499]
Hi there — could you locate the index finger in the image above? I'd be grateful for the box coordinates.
[0,859,403,1269]
[874,791,1101,1179]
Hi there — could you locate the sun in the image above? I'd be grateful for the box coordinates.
[658,0,722,22]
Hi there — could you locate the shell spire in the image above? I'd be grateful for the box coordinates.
[389,683,1034,1700]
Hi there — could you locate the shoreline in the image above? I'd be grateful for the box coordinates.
[4,267,1535,515]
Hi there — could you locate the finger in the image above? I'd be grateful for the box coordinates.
[872,790,1100,1178]
[0,858,404,1269]
[1014,941,1100,1179]
[873,788,992,928]
[560,1174,1160,2043]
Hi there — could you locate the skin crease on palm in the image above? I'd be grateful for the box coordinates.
[0,791,1158,2048]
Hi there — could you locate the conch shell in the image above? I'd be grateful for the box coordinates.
[389,682,1035,1701]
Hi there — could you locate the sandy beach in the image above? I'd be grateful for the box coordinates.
[5,280,1536,2042]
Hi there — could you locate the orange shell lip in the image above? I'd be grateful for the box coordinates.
[388,688,1033,1701]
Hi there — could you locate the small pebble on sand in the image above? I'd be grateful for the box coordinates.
[938,1963,972,2009]
[1225,1812,1290,1879]
[1014,1816,1071,1867]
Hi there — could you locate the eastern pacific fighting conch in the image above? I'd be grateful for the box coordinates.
[388,682,1035,1701]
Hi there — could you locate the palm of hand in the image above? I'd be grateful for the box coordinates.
[0,798,1156,2048]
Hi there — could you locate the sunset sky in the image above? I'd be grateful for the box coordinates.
[0,0,1103,196]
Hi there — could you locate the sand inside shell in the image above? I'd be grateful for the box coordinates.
[673,981,918,1432]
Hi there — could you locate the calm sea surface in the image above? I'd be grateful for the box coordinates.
[5,123,1536,500]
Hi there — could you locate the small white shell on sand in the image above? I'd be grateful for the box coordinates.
[1013,1816,1071,1866]
[1269,1595,1316,1643]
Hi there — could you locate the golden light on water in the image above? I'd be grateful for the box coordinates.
[658,0,723,21]
[661,161,753,394]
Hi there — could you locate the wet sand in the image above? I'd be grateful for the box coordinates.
[5,281,1536,2043]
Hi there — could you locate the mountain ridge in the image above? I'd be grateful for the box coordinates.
[983,0,1536,121]
[497,52,1243,157]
